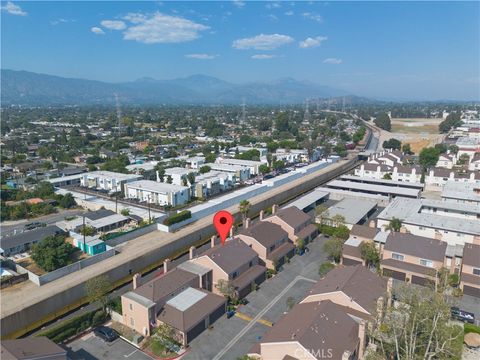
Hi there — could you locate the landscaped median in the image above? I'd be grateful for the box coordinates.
[158,210,194,232]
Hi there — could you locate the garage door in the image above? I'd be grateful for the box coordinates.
[343,258,362,266]
[463,285,480,298]
[411,275,433,287]
[186,319,206,344]
[383,268,406,281]
[209,304,226,324]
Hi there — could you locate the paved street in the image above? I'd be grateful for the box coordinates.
[183,235,329,360]
[66,332,153,360]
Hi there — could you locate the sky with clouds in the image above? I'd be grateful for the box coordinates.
[1,1,479,100]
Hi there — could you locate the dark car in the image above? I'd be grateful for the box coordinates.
[450,306,475,324]
[25,222,46,230]
[226,310,236,319]
[94,326,119,342]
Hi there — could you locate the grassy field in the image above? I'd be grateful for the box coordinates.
[391,118,442,134]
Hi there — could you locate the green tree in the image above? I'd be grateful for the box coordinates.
[318,262,335,276]
[323,237,343,263]
[166,175,173,184]
[216,279,236,300]
[374,112,391,131]
[85,275,111,312]
[59,193,76,209]
[296,238,305,252]
[121,208,130,216]
[456,153,470,165]
[259,164,270,175]
[419,147,440,170]
[360,242,380,268]
[315,205,329,225]
[448,145,459,155]
[239,200,251,223]
[382,173,392,180]
[155,165,166,182]
[434,143,448,154]
[31,235,75,272]
[386,217,402,232]
[187,172,196,186]
[382,138,401,150]
[199,165,211,174]
[79,225,96,236]
[402,143,412,155]
[333,225,350,240]
[331,214,346,227]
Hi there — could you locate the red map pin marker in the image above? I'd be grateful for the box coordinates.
[213,210,234,246]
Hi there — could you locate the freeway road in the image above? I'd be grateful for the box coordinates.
[1,156,357,338]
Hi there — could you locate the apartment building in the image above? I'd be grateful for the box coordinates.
[441,182,480,206]
[124,180,190,207]
[376,198,480,247]
[236,219,295,269]
[380,233,447,286]
[189,238,267,299]
[164,167,191,186]
[459,243,480,297]
[193,171,235,198]
[80,171,142,193]
[208,163,250,182]
[215,158,265,176]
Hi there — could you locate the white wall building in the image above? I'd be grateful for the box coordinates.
[215,158,266,176]
[164,167,191,186]
[80,171,142,193]
[185,156,205,169]
[193,171,234,199]
[208,163,250,182]
[124,180,190,207]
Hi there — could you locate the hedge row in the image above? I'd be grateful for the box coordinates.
[37,309,106,343]
[163,210,191,226]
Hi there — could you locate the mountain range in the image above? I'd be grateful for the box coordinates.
[1,69,361,106]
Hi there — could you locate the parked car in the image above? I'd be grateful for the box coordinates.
[25,222,46,230]
[226,310,236,319]
[450,306,475,324]
[94,326,119,342]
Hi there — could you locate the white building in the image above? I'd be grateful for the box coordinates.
[185,156,205,169]
[164,167,191,186]
[193,171,234,199]
[436,153,456,169]
[469,153,480,171]
[80,171,142,193]
[456,137,480,158]
[124,180,190,207]
[377,198,480,247]
[441,182,480,206]
[216,158,266,176]
[208,163,250,182]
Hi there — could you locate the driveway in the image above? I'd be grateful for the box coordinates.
[182,235,329,360]
[66,332,153,360]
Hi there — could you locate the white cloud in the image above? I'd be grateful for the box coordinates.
[91,27,105,35]
[233,33,294,50]
[50,18,69,26]
[122,12,209,44]
[302,12,323,23]
[232,0,245,8]
[185,53,217,60]
[251,54,278,60]
[323,57,342,64]
[101,20,126,30]
[285,11,294,16]
[1,1,27,16]
[266,14,278,22]
[266,2,282,9]
[299,36,328,49]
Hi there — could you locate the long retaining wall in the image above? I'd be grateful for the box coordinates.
[1,157,358,339]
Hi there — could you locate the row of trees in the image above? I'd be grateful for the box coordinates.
[374,112,391,131]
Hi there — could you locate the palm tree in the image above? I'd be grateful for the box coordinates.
[239,200,251,223]
[386,217,402,232]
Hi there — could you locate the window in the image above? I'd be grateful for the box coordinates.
[420,259,433,267]
[129,303,133,311]
[232,271,238,279]
[392,253,404,261]
[419,226,425,230]
[473,268,480,276]
[249,261,253,267]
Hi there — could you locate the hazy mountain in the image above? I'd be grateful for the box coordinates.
[1,69,351,106]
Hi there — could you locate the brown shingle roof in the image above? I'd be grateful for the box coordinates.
[381,258,437,276]
[1,337,67,360]
[202,238,258,274]
[134,268,198,303]
[273,206,311,229]
[350,224,377,240]
[462,243,480,267]
[259,300,359,360]
[384,233,447,262]
[239,221,288,248]
[307,265,387,314]
[232,264,267,291]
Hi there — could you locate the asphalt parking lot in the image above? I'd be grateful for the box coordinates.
[182,235,329,360]
[66,332,153,360]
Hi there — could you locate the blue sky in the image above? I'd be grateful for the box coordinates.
[1,1,479,100]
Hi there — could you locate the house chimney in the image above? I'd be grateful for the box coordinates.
[342,351,352,360]
[229,227,234,238]
[133,273,141,290]
[189,246,196,260]
[358,320,367,359]
[163,258,170,273]
[272,204,279,215]
[259,210,265,221]
[399,226,407,234]
[369,219,376,228]
[245,218,251,229]
[211,235,216,248]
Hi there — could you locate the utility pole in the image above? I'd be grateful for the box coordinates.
[148,195,151,223]
[115,192,118,213]
[82,214,86,254]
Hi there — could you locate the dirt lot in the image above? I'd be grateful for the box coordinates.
[379,118,446,154]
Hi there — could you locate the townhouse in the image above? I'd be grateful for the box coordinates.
[261,205,318,245]
[189,238,267,299]
[80,171,142,193]
[121,265,226,344]
[124,179,190,207]
[441,181,480,206]
[380,233,447,286]
[193,171,235,198]
[236,219,295,269]
[459,243,480,297]
[376,197,480,247]
[215,157,265,176]
[208,163,250,182]
[342,225,379,266]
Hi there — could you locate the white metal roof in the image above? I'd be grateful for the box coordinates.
[166,287,207,312]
